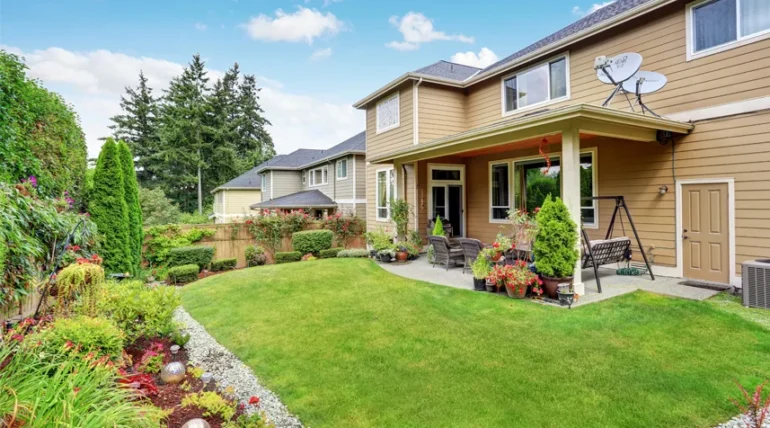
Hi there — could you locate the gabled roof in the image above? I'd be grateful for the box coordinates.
[414,61,480,82]
[354,0,675,108]
[255,131,366,173]
[211,167,262,193]
[249,190,337,209]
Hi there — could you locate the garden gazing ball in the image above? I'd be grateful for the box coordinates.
[201,372,213,384]
[181,419,210,428]
[160,361,185,384]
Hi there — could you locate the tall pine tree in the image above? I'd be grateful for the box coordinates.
[89,138,132,273]
[117,141,143,274]
[236,74,275,169]
[109,71,161,187]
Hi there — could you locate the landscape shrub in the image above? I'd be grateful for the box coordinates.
[167,264,200,284]
[89,138,133,273]
[181,391,236,420]
[143,225,215,266]
[323,212,365,247]
[533,195,579,278]
[337,249,370,258]
[117,141,143,274]
[319,248,343,259]
[92,280,180,342]
[34,316,125,361]
[167,246,215,269]
[0,342,165,427]
[275,251,302,264]
[54,262,105,316]
[210,258,237,272]
[291,229,333,255]
[139,186,182,226]
[246,210,310,253]
[364,228,393,252]
[244,245,267,266]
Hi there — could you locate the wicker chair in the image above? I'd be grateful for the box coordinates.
[457,238,484,274]
[428,235,464,271]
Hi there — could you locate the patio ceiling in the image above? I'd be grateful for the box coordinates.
[367,104,694,164]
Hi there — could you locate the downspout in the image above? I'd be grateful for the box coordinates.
[413,78,423,145]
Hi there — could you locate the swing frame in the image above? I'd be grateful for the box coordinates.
[580,196,655,293]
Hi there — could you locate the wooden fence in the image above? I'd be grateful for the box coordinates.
[173,223,365,268]
[1,293,43,324]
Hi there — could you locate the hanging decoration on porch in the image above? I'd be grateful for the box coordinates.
[538,138,551,174]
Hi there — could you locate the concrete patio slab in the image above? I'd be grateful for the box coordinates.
[377,257,721,308]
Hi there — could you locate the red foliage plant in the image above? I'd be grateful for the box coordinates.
[731,380,770,428]
[118,370,159,397]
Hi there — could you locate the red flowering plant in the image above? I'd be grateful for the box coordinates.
[246,209,310,254]
[323,212,364,248]
[136,341,167,374]
[487,261,540,296]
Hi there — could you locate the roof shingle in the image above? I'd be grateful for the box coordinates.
[414,61,481,82]
[249,190,336,209]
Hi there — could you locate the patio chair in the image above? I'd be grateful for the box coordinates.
[428,235,464,271]
[457,238,484,274]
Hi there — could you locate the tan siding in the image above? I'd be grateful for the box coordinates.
[224,190,262,214]
[271,170,302,199]
[365,163,395,234]
[365,83,414,160]
[418,84,467,143]
[354,155,366,202]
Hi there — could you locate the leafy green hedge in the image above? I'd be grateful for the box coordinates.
[319,248,343,259]
[167,246,214,269]
[291,230,333,255]
[210,258,237,272]
[244,245,267,267]
[275,251,302,264]
[35,316,125,361]
[167,264,200,284]
[92,280,179,342]
[338,249,370,258]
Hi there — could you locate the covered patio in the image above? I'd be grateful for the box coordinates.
[369,104,694,296]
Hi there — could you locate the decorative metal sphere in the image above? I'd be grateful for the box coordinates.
[181,419,211,428]
[201,372,213,384]
[160,361,186,384]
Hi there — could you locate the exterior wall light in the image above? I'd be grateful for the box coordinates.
[659,185,668,195]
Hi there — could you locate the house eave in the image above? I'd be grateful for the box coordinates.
[352,73,465,109]
[210,187,263,194]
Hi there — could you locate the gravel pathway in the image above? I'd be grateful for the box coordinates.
[173,308,304,428]
[717,414,770,428]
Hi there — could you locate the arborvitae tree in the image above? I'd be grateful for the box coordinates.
[109,71,161,187]
[117,141,143,273]
[236,74,275,169]
[89,139,132,273]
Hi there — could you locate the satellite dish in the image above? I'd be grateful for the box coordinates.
[622,71,667,94]
[596,52,643,84]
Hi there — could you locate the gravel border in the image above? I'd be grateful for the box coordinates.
[173,308,303,428]
[717,414,770,428]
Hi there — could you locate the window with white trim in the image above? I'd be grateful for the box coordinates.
[302,171,306,184]
[376,168,396,220]
[376,93,400,133]
[490,163,510,220]
[337,159,348,179]
[688,0,770,58]
[503,56,568,113]
[309,166,328,186]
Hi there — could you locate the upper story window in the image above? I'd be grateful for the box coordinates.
[688,0,770,60]
[376,92,400,134]
[309,166,328,186]
[336,158,348,179]
[302,171,306,184]
[503,55,569,115]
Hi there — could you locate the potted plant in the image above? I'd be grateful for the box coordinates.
[395,245,409,262]
[365,229,394,259]
[491,233,513,261]
[488,262,540,299]
[377,248,395,263]
[557,283,576,309]
[470,255,492,291]
[533,195,579,299]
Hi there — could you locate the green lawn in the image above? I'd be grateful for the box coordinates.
[181,259,770,428]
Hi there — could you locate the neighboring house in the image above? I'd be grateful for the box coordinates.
[210,168,262,224]
[355,0,770,292]
[250,131,367,218]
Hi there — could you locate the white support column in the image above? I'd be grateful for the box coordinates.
[561,127,584,295]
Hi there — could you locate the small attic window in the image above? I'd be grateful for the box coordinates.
[376,92,400,134]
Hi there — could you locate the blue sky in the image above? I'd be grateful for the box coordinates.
[1,0,612,157]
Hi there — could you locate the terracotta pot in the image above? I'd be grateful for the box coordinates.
[396,251,408,262]
[505,284,527,299]
[492,251,503,261]
[541,276,574,299]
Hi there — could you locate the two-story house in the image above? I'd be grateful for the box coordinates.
[355,0,770,293]
[250,131,367,217]
[210,169,263,224]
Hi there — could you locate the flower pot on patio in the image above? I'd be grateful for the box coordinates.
[541,276,573,299]
[395,250,408,262]
[557,284,576,309]
[485,279,497,293]
[505,284,527,299]
[472,278,486,291]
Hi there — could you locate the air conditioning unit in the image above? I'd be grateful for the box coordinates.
[743,260,770,309]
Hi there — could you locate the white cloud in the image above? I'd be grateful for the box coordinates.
[304,0,343,6]
[194,22,207,31]
[4,46,362,158]
[386,12,474,51]
[450,47,499,68]
[309,47,333,60]
[242,7,344,44]
[572,1,615,16]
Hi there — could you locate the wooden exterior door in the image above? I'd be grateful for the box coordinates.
[682,183,729,284]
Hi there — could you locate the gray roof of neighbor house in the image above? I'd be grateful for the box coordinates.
[211,167,262,193]
[414,61,480,82]
[249,190,337,209]
[254,131,366,173]
[354,0,667,108]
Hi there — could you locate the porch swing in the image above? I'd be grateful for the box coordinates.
[580,196,655,293]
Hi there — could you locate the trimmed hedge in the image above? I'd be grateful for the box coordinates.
[338,249,370,258]
[166,264,199,284]
[210,258,237,272]
[167,246,215,269]
[319,248,343,259]
[275,251,302,264]
[291,230,333,255]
